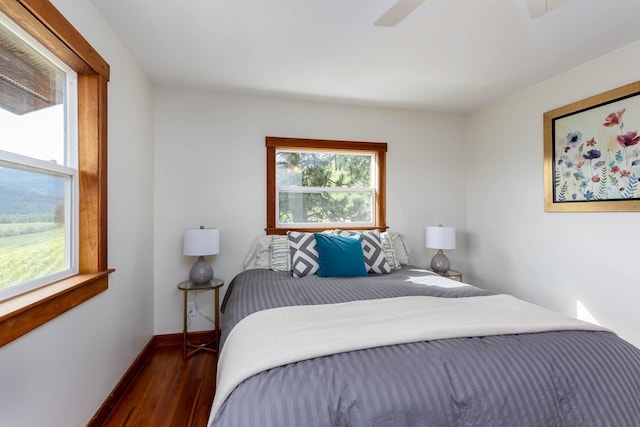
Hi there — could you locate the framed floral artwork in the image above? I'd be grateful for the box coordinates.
[544,80,640,212]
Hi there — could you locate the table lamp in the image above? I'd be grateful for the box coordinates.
[425,225,455,274]
[183,226,220,283]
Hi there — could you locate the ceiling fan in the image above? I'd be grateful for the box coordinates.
[374,0,571,27]
[525,0,570,19]
[374,0,426,27]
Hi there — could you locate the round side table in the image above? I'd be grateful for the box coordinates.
[177,278,224,359]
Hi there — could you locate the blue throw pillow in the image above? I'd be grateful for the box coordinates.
[314,233,367,277]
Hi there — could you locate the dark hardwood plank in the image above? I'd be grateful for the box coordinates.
[100,344,217,427]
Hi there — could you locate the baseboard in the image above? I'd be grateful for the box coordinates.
[87,336,156,426]
[87,331,216,426]
[155,330,216,347]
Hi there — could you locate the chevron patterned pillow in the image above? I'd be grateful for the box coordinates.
[287,231,321,278]
[336,230,391,274]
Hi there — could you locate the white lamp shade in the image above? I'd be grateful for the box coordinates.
[425,226,456,250]
[183,227,220,256]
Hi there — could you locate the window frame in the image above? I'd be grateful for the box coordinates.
[266,136,387,235]
[0,0,112,347]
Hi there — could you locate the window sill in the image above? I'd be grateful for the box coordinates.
[266,226,389,235]
[0,269,114,347]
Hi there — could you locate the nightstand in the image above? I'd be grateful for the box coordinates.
[430,269,463,282]
[177,278,224,359]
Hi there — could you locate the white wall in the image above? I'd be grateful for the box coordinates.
[154,89,468,334]
[0,1,155,426]
[1,2,636,425]
[466,41,640,348]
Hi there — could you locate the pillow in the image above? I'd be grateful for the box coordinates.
[243,235,272,270]
[389,232,411,265]
[270,235,290,271]
[379,231,401,270]
[314,233,367,277]
[287,230,337,277]
[336,230,392,274]
[288,231,321,278]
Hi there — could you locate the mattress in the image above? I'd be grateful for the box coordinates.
[209,267,640,427]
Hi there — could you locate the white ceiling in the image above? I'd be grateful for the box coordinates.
[88,0,640,113]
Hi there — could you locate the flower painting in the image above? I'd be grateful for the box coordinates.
[544,81,640,212]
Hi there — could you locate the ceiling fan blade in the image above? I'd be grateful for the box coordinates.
[374,0,428,27]
[525,0,570,19]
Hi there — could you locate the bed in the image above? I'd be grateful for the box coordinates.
[207,232,640,427]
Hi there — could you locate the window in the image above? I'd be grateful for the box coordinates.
[0,0,111,347]
[0,12,78,299]
[276,151,375,226]
[266,137,387,234]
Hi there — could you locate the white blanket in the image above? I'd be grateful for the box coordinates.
[209,294,609,424]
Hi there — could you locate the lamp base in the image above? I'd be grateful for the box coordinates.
[430,250,450,274]
[189,256,213,284]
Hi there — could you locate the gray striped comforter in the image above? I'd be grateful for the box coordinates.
[211,267,640,427]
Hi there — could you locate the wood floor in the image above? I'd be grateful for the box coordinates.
[101,344,217,427]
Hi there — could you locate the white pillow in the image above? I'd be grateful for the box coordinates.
[389,232,411,265]
[243,235,272,270]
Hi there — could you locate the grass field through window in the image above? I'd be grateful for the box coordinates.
[0,225,64,289]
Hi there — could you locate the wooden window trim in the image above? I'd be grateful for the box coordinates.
[266,136,387,235]
[0,0,112,347]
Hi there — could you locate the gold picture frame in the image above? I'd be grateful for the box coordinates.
[544,80,640,212]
